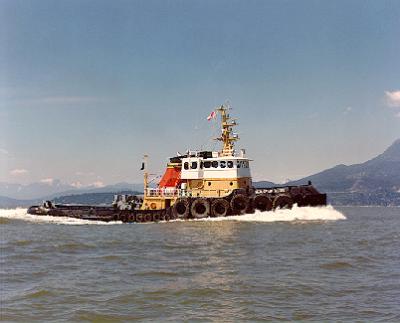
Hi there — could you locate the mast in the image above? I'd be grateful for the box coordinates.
[215,104,239,156]
[143,154,149,196]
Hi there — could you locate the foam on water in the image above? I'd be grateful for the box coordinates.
[194,205,346,222]
[0,208,123,225]
[0,205,345,225]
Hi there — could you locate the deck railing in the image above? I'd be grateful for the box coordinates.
[145,188,182,197]
[145,187,232,198]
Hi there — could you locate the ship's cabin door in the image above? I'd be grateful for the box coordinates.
[165,199,171,208]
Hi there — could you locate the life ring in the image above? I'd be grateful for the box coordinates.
[190,198,209,219]
[211,199,230,217]
[273,195,293,210]
[253,194,273,212]
[172,199,190,219]
[230,194,249,214]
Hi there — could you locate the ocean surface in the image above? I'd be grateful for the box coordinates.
[1,206,399,322]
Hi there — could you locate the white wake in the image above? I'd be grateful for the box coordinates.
[0,208,122,225]
[0,205,345,225]
[194,205,346,222]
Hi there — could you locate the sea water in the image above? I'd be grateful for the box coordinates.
[1,206,399,321]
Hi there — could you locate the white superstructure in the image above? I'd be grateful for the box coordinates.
[181,155,251,180]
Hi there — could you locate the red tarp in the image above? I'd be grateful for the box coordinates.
[158,166,181,188]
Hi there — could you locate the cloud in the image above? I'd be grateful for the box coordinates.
[40,178,54,185]
[385,90,400,107]
[0,148,9,155]
[10,169,28,176]
[71,181,83,188]
[90,181,105,188]
[385,90,400,117]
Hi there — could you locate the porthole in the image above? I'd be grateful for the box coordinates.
[230,182,233,186]
[204,161,211,168]
[208,182,212,186]
[227,161,233,168]
[212,161,219,168]
[220,161,226,168]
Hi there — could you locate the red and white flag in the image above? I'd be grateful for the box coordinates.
[207,111,216,121]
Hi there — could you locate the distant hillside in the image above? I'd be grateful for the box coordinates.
[0,181,144,200]
[253,181,278,188]
[0,196,38,208]
[286,139,400,206]
[52,191,141,205]
[0,191,141,209]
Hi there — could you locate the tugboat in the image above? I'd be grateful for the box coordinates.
[27,105,326,222]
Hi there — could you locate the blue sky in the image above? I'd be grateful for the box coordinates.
[1,0,399,186]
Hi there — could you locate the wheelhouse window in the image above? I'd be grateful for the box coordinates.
[204,161,211,168]
[212,161,219,168]
[191,161,198,169]
[227,161,233,168]
[236,160,249,168]
[184,162,189,170]
[220,161,226,168]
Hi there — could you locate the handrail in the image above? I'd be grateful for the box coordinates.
[145,187,232,198]
[145,188,181,197]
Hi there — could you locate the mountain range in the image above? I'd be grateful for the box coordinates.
[0,181,144,200]
[284,138,400,206]
[1,139,399,207]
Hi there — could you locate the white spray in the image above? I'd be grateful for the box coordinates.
[0,205,346,226]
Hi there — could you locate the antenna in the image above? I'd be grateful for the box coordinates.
[214,104,239,156]
[143,154,149,194]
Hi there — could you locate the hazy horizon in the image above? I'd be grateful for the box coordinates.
[1,0,399,186]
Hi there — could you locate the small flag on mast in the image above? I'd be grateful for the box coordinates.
[207,111,216,121]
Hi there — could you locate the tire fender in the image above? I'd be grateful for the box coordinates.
[190,198,210,219]
[211,199,230,217]
[230,194,249,214]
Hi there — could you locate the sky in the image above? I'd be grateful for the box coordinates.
[0,0,399,186]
